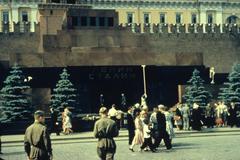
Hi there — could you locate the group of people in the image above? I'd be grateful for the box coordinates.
[173,101,240,131]
[174,102,203,131]
[19,99,240,160]
[214,101,239,128]
[126,104,173,153]
[49,107,73,136]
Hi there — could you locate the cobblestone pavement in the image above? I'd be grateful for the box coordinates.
[1,133,240,160]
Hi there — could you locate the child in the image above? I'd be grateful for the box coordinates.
[140,119,156,152]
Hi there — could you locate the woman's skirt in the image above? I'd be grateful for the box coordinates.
[131,129,144,145]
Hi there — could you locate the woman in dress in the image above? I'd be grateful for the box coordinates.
[129,110,144,152]
[62,110,66,133]
[63,107,73,135]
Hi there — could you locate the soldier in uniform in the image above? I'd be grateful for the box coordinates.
[24,110,53,160]
[94,107,119,160]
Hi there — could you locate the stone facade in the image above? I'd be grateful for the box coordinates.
[0,5,240,111]
[0,6,239,73]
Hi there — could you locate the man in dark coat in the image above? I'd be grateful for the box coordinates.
[126,107,135,145]
[191,103,202,131]
[154,105,172,150]
[50,107,60,136]
[94,107,119,160]
[24,110,53,160]
[228,102,237,127]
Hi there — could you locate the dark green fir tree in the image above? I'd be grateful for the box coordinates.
[218,82,231,104]
[183,69,212,108]
[50,68,78,114]
[0,64,31,123]
[219,63,240,106]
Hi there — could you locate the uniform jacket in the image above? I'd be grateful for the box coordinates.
[24,122,52,160]
[93,117,119,150]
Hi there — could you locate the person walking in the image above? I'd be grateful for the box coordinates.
[24,110,53,160]
[133,103,141,120]
[181,103,190,130]
[126,107,135,146]
[63,107,73,135]
[129,110,144,152]
[154,105,172,150]
[140,119,156,152]
[150,107,160,149]
[93,107,119,160]
[108,104,120,129]
[162,106,175,141]
[50,107,60,136]
[228,102,237,127]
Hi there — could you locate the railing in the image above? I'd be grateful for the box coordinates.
[0,22,239,34]
[119,23,240,34]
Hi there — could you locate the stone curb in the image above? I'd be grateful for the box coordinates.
[3,128,240,144]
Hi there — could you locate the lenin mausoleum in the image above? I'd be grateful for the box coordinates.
[0,0,240,113]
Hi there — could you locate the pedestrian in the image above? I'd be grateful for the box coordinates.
[108,104,120,129]
[215,102,223,127]
[24,110,53,160]
[162,106,175,141]
[140,119,156,152]
[221,102,228,126]
[50,107,60,136]
[108,104,118,121]
[129,110,144,152]
[133,103,141,119]
[150,107,159,148]
[174,103,183,130]
[181,103,190,130]
[61,109,66,133]
[205,103,215,128]
[126,107,135,146]
[228,102,237,127]
[93,107,119,160]
[191,103,202,131]
[154,105,172,150]
[63,107,73,135]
